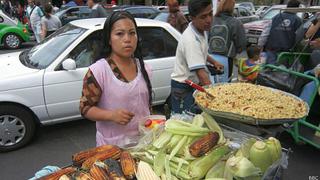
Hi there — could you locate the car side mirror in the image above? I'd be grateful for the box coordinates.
[62,58,76,70]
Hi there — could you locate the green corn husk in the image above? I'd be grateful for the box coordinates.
[237,138,257,158]
[249,141,273,173]
[189,145,230,179]
[225,155,262,178]
[201,112,226,144]
[167,135,182,150]
[264,137,282,163]
[169,136,188,160]
[192,114,205,126]
[147,150,189,165]
[165,156,171,180]
[165,120,210,134]
[169,161,191,179]
[153,131,172,149]
[205,160,226,179]
[154,149,166,176]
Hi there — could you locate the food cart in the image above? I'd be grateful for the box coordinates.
[32,83,300,180]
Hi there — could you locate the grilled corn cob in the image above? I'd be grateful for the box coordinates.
[189,132,219,157]
[104,159,126,180]
[72,145,119,166]
[40,167,76,180]
[82,146,121,169]
[89,162,109,180]
[120,151,136,179]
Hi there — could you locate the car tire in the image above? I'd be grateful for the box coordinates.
[3,33,22,49]
[0,105,36,152]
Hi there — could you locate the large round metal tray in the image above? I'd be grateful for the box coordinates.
[193,83,310,125]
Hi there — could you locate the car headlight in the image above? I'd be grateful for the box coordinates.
[244,28,249,34]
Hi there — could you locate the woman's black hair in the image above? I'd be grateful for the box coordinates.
[97,11,153,107]
[44,4,52,19]
[188,0,211,17]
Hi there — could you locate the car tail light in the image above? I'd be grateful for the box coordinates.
[23,28,28,33]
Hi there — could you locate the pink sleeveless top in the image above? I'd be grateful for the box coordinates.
[89,58,151,147]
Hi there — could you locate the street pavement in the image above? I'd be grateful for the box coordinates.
[0,41,36,55]
[0,43,319,180]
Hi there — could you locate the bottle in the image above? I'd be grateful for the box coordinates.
[144,119,165,129]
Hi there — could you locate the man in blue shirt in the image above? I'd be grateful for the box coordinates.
[265,0,302,64]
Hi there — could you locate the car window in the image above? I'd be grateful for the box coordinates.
[65,8,80,18]
[23,24,86,69]
[239,7,250,16]
[262,9,280,20]
[79,7,92,18]
[138,27,177,60]
[126,8,156,18]
[154,12,169,22]
[0,15,3,23]
[68,30,104,68]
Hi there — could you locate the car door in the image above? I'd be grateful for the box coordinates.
[137,26,177,105]
[43,31,103,119]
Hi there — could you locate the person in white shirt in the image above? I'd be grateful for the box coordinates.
[41,4,62,40]
[170,0,223,114]
[88,0,107,18]
[26,0,44,43]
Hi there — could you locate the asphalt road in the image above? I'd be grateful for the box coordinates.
[0,41,36,54]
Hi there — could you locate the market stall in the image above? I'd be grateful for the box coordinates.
[32,83,309,180]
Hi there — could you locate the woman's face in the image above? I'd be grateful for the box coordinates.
[109,18,137,59]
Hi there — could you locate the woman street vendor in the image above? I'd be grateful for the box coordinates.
[79,11,152,147]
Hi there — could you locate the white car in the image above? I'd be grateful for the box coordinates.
[0,18,180,151]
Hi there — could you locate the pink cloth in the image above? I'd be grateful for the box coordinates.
[89,59,151,147]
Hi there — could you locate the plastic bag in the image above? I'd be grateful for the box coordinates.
[257,60,304,96]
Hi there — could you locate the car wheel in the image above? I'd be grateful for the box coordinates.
[3,33,22,49]
[0,105,36,152]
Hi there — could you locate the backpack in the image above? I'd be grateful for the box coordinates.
[208,17,234,57]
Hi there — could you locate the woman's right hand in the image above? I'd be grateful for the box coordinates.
[111,109,135,125]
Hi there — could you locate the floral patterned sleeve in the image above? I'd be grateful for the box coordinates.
[80,69,102,116]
